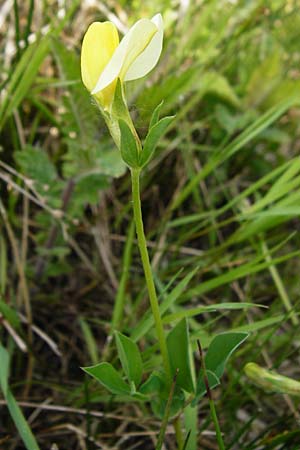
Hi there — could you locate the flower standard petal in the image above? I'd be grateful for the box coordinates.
[81,21,119,105]
[124,14,163,81]
[92,18,158,95]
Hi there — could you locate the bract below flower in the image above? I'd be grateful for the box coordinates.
[81,14,163,109]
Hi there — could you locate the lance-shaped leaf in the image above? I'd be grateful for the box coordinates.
[194,332,248,402]
[205,332,249,379]
[115,331,143,386]
[82,362,131,396]
[0,345,40,450]
[149,100,164,129]
[193,370,220,404]
[167,318,194,393]
[139,115,174,168]
[119,119,140,168]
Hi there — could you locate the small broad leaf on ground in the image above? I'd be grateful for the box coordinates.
[115,331,143,386]
[167,318,194,393]
[82,362,131,396]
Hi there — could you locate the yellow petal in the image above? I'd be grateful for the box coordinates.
[81,21,119,106]
[92,16,162,95]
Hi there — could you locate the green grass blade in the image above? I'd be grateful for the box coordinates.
[0,345,40,450]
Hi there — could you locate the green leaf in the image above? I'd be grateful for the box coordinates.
[139,116,174,168]
[205,332,249,379]
[0,299,20,330]
[112,78,130,122]
[82,362,131,396]
[0,37,50,130]
[139,371,164,395]
[4,389,41,450]
[0,345,9,395]
[119,119,139,168]
[74,174,109,205]
[172,95,300,210]
[115,332,143,386]
[167,318,194,393]
[79,318,99,366]
[163,302,266,323]
[15,145,57,185]
[245,49,282,108]
[149,101,164,129]
[139,371,185,418]
[0,345,40,450]
[193,370,220,404]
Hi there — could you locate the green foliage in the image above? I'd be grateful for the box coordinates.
[139,371,185,419]
[0,346,40,450]
[119,119,140,168]
[1,0,300,448]
[15,145,58,190]
[0,37,50,130]
[82,362,131,396]
[166,318,194,393]
[115,331,143,387]
[139,115,174,168]
[194,332,249,402]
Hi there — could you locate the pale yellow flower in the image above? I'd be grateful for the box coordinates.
[81,14,163,109]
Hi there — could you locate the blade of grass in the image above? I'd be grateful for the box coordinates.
[0,345,40,450]
[171,96,300,210]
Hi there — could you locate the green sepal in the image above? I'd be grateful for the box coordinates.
[115,331,143,386]
[111,78,130,123]
[119,119,140,168]
[167,318,195,393]
[82,362,131,396]
[139,115,174,168]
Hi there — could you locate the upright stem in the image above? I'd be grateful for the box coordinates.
[131,168,171,381]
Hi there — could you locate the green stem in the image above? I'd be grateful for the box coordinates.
[156,370,178,450]
[173,416,184,449]
[197,340,225,450]
[261,240,298,326]
[208,397,225,450]
[130,168,171,381]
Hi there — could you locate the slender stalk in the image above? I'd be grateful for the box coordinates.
[261,240,298,326]
[197,340,225,450]
[156,369,178,450]
[130,168,171,380]
[173,416,184,449]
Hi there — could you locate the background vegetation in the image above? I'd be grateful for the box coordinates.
[1,0,300,448]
